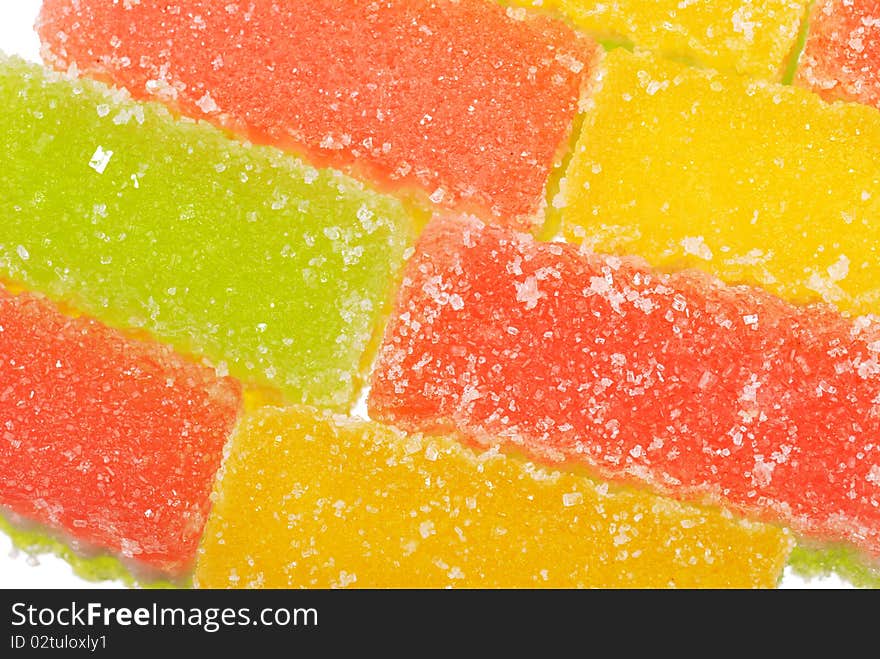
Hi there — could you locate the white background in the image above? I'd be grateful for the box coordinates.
[0,0,846,588]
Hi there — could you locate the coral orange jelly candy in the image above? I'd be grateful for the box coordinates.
[0,285,241,576]
[796,0,880,110]
[37,0,598,229]
[370,217,880,560]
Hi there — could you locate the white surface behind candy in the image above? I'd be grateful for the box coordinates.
[0,1,40,62]
[0,0,847,589]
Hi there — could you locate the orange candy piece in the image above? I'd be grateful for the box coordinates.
[797,0,880,110]
[0,285,241,575]
[38,0,597,229]
[370,217,880,559]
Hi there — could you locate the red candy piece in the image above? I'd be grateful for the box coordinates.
[38,0,596,229]
[796,0,880,110]
[0,286,242,575]
[370,217,880,557]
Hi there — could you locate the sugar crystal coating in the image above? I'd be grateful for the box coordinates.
[37,0,598,229]
[0,55,413,408]
[511,0,809,79]
[370,216,880,558]
[561,49,880,317]
[796,0,880,110]
[195,406,791,588]
[0,285,242,575]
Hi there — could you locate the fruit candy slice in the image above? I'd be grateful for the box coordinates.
[560,49,880,317]
[0,284,241,576]
[37,0,597,230]
[0,55,412,409]
[370,216,880,559]
[795,0,880,110]
[510,0,809,79]
[195,406,792,588]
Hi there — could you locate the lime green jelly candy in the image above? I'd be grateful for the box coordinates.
[788,543,880,589]
[0,514,178,588]
[0,55,414,408]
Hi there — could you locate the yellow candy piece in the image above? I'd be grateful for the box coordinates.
[510,0,809,79]
[562,49,880,316]
[196,407,792,588]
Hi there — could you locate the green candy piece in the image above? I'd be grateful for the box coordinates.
[0,55,414,408]
[0,513,180,589]
[789,544,880,589]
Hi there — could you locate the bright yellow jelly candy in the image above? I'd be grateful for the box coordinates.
[511,0,809,79]
[561,49,880,316]
[196,406,792,588]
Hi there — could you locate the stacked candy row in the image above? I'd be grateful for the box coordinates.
[1,0,879,587]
